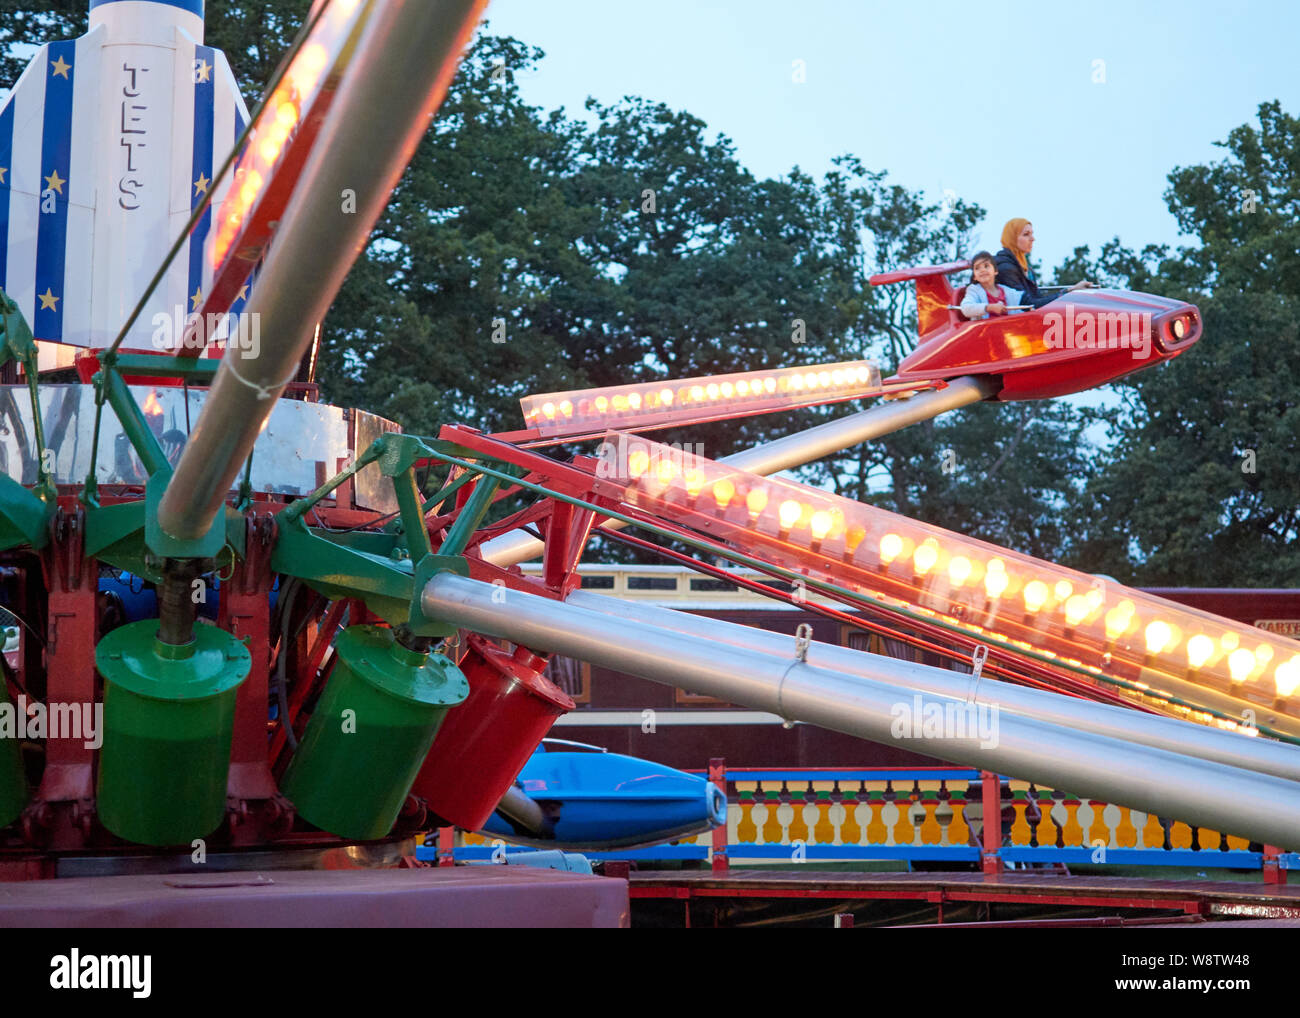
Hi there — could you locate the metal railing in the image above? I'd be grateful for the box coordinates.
[424,764,1295,880]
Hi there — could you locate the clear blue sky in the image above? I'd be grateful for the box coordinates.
[481,0,1299,274]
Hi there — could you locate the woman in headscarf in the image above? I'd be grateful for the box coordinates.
[994,218,1093,308]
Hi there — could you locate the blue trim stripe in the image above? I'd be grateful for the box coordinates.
[0,98,14,292]
[187,44,215,316]
[229,106,249,315]
[34,40,75,341]
[90,0,205,16]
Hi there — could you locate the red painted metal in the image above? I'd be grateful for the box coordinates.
[412,634,574,831]
[33,505,98,848]
[1263,845,1286,885]
[221,514,277,811]
[709,758,728,873]
[437,827,455,867]
[981,770,1001,878]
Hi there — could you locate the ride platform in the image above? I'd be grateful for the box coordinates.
[627,868,1300,928]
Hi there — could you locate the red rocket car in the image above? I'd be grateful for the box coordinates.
[870,260,1202,400]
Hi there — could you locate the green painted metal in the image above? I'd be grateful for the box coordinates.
[95,619,250,845]
[144,470,228,559]
[111,354,220,380]
[280,624,469,840]
[270,513,465,636]
[0,674,27,828]
[87,501,246,583]
[101,366,170,479]
[437,474,501,557]
[0,475,52,552]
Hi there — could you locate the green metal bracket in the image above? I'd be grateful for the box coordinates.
[88,500,246,583]
[271,513,462,635]
[0,292,55,544]
[109,354,220,381]
[144,471,229,559]
[0,475,52,551]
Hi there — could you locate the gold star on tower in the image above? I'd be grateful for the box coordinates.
[50,55,71,79]
[43,169,65,194]
[190,287,203,311]
[193,171,210,197]
[38,288,59,311]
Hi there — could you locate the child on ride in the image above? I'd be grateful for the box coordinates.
[959,251,1021,319]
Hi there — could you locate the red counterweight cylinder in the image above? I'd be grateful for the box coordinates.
[413,634,574,831]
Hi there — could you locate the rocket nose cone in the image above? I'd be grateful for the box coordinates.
[89,0,206,40]
[706,782,727,826]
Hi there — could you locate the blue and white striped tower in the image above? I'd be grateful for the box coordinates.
[0,0,251,353]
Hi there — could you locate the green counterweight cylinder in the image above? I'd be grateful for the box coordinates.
[0,676,27,829]
[96,620,250,846]
[281,625,469,841]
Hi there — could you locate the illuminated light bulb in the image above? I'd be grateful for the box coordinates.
[948,556,972,586]
[1085,588,1104,610]
[1220,632,1239,651]
[844,525,867,555]
[736,380,749,396]
[558,400,573,417]
[612,395,629,411]
[712,479,735,509]
[790,375,804,391]
[276,101,299,127]
[690,385,705,402]
[779,500,803,529]
[627,449,650,478]
[746,488,769,520]
[831,369,845,386]
[984,560,1008,598]
[656,460,677,486]
[810,511,834,541]
[802,372,817,389]
[1104,600,1135,640]
[1228,648,1256,684]
[720,382,734,398]
[856,366,872,383]
[594,396,609,413]
[763,377,776,394]
[1186,634,1214,669]
[1064,595,1090,627]
[1275,657,1300,698]
[1255,645,1274,665]
[1023,580,1048,613]
[1145,621,1173,655]
[628,392,642,410]
[817,371,831,387]
[660,388,673,405]
[684,469,706,498]
[677,386,690,403]
[911,539,938,575]
[1054,580,1073,602]
[541,402,556,419]
[879,533,903,564]
[706,383,720,401]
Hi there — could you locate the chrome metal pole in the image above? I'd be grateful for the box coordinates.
[421,573,1300,849]
[157,0,488,542]
[479,375,999,566]
[567,589,1300,784]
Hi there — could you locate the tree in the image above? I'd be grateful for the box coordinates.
[1062,102,1300,585]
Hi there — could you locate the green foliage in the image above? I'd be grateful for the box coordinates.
[1060,102,1300,585]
